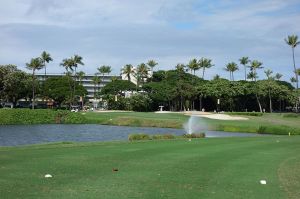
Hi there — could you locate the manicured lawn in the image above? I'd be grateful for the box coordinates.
[84,112,188,128]
[1,137,300,198]
[84,112,300,134]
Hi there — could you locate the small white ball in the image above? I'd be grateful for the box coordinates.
[260,180,266,185]
[45,174,52,178]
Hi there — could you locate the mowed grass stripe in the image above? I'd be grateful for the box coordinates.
[0,137,299,198]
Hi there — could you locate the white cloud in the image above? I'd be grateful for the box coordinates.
[0,0,299,81]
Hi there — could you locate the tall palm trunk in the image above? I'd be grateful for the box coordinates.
[32,69,35,109]
[255,93,263,113]
[244,65,247,81]
[254,79,262,113]
[199,95,203,111]
[44,62,47,80]
[127,74,131,82]
[292,48,299,112]
[268,88,272,113]
[292,48,299,90]
[73,67,77,104]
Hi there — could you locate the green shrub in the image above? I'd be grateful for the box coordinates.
[129,133,177,141]
[128,134,151,141]
[216,124,257,133]
[228,112,263,117]
[183,133,206,138]
[0,109,86,125]
[152,134,175,140]
[282,113,299,118]
[257,126,267,134]
[256,125,300,135]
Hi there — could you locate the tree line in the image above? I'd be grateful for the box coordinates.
[0,34,299,112]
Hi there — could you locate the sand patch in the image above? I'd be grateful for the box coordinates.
[195,113,249,120]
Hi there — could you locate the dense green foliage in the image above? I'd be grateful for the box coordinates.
[43,76,87,106]
[0,65,32,105]
[1,137,300,198]
[0,64,88,108]
[100,80,136,95]
[0,109,86,124]
[101,69,296,112]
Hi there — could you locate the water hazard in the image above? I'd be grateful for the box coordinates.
[0,124,264,146]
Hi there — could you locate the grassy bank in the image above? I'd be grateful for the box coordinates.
[1,109,300,135]
[0,109,86,124]
[1,137,300,198]
[84,112,300,135]
[84,111,187,128]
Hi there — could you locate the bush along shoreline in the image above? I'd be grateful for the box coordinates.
[128,133,206,141]
[0,109,86,125]
[215,124,300,135]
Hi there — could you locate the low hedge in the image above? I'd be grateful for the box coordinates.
[257,125,300,135]
[0,109,86,125]
[128,134,151,141]
[182,133,206,138]
[152,134,176,140]
[128,133,205,141]
[282,113,299,118]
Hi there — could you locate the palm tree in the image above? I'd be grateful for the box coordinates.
[249,60,263,112]
[264,69,274,113]
[239,57,250,81]
[147,60,158,77]
[76,71,85,85]
[72,55,84,79]
[92,75,101,99]
[136,63,149,86]
[250,60,263,81]
[224,62,239,81]
[60,58,73,73]
[264,69,273,80]
[247,71,258,81]
[60,58,75,107]
[199,58,213,79]
[64,55,84,104]
[175,63,186,73]
[97,65,112,86]
[275,73,283,80]
[187,58,199,75]
[26,57,44,109]
[121,64,135,82]
[285,35,300,90]
[40,51,53,80]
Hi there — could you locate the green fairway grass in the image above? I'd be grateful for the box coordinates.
[84,112,300,134]
[0,109,299,134]
[1,137,300,198]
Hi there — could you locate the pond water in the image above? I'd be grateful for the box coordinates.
[0,124,264,146]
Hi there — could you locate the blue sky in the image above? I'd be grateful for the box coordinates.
[0,0,299,81]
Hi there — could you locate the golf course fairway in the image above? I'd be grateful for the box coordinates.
[1,136,299,199]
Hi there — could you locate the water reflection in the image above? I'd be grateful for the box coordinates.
[0,124,264,146]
